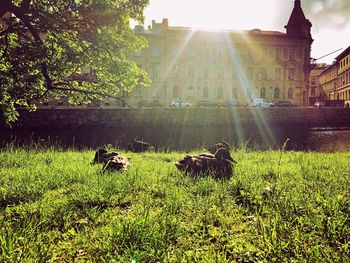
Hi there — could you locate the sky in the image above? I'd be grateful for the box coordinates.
[135,0,350,64]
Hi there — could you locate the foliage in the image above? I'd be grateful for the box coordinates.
[0,147,349,262]
[0,0,150,124]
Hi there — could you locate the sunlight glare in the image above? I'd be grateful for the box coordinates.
[143,0,280,31]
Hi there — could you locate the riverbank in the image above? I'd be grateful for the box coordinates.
[5,107,350,129]
[2,125,350,151]
[1,148,349,262]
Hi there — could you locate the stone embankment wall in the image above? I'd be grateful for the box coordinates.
[5,108,350,129]
[3,108,350,128]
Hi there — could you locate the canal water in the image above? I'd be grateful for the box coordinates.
[1,125,350,152]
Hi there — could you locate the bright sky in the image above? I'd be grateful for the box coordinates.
[136,0,350,64]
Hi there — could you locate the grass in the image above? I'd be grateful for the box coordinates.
[0,146,349,262]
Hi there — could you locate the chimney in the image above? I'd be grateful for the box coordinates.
[162,18,169,27]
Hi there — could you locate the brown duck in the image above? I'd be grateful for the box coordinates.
[92,149,118,164]
[128,139,154,153]
[102,155,130,172]
[92,149,130,172]
[208,141,230,154]
[175,148,237,179]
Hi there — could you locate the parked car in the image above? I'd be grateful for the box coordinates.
[249,98,274,107]
[170,99,192,108]
[275,100,297,107]
[314,101,326,108]
[137,99,163,107]
[196,99,221,107]
[222,99,241,107]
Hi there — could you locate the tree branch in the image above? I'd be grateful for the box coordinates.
[0,0,11,18]
[9,3,54,90]
[20,0,32,10]
[50,82,134,108]
[0,32,9,60]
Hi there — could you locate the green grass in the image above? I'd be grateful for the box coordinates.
[0,146,349,262]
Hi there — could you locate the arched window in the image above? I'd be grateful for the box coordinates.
[203,86,209,98]
[217,86,223,98]
[260,87,266,98]
[274,87,280,99]
[172,86,179,98]
[287,88,293,99]
[188,86,194,97]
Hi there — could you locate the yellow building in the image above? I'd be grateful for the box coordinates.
[335,46,350,105]
[319,63,338,100]
[127,0,313,107]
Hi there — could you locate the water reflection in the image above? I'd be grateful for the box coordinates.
[2,125,350,152]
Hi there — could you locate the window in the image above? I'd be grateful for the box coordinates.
[171,65,179,78]
[204,47,210,57]
[172,86,179,98]
[247,51,254,61]
[218,46,225,57]
[217,86,223,98]
[274,87,280,99]
[188,86,194,97]
[263,48,268,58]
[261,68,267,80]
[288,88,293,99]
[311,78,316,86]
[247,67,253,79]
[288,68,295,80]
[203,86,209,98]
[188,65,195,79]
[311,87,315,96]
[187,45,195,57]
[232,87,237,98]
[232,68,237,80]
[135,87,142,97]
[152,64,160,78]
[275,48,281,60]
[274,68,281,80]
[152,87,161,98]
[260,87,266,98]
[171,47,179,57]
[289,48,295,61]
[151,46,160,57]
[203,66,209,79]
[217,66,224,79]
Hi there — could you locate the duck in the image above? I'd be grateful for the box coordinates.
[92,148,119,164]
[92,149,130,172]
[128,138,154,153]
[208,141,230,154]
[175,148,237,179]
[102,155,130,172]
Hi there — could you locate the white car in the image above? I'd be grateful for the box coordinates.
[314,101,326,107]
[170,99,192,108]
[249,98,274,107]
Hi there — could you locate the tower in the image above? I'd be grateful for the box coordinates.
[285,0,312,39]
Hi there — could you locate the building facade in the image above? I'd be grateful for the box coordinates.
[127,0,313,107]
[317,45,350,106]
[309,63,328,104]
[319,63,338,101]
[335,46,350,104]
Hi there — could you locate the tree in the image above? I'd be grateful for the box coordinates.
[0,0,150,125]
